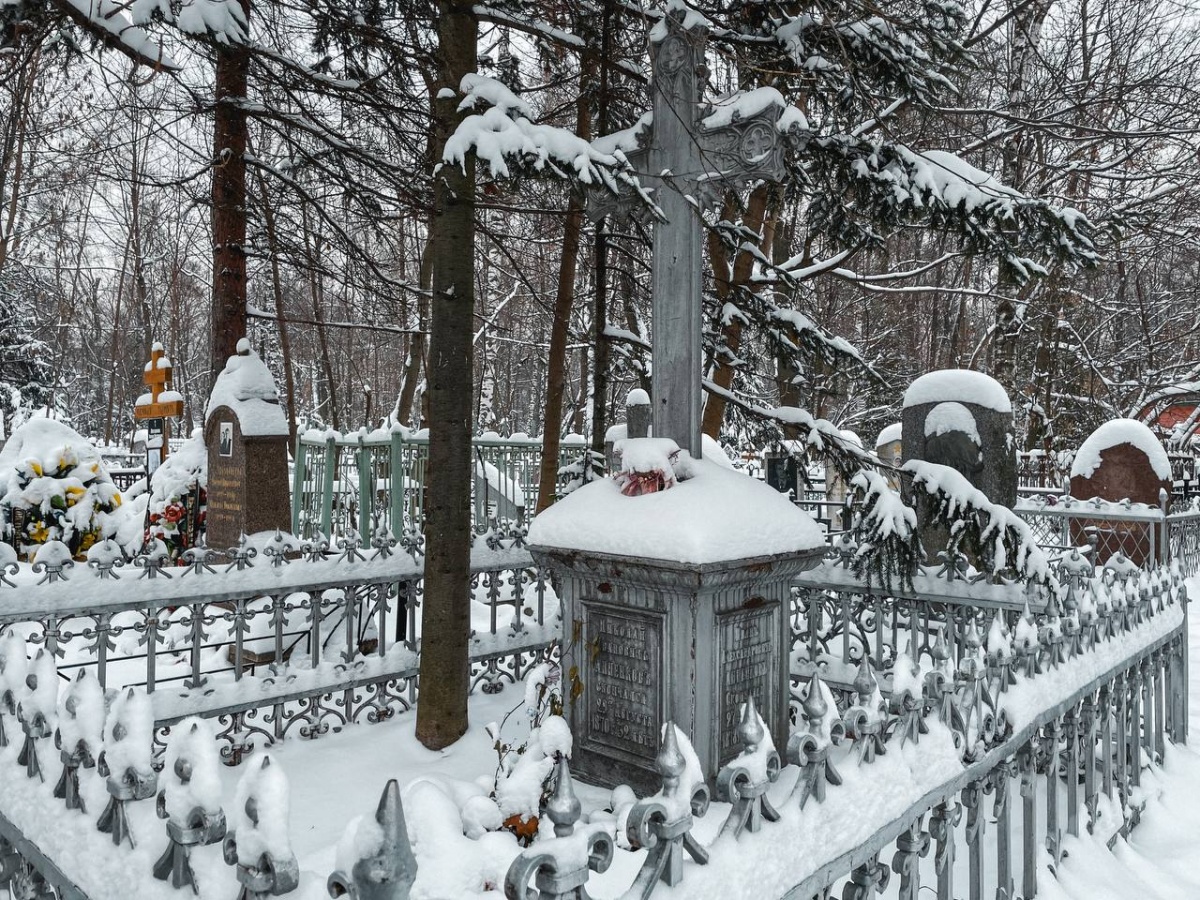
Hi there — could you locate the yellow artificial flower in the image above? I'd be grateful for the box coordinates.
[113,493,122,507]
[78,532,97,553]
[29,523,49,544]
[30,461,42,477]
[66,485,86,499]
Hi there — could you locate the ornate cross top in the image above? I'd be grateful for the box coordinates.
[589,5,794,458]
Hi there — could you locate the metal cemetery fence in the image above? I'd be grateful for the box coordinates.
[290,428,591,540]
[0,499,1191,899]
[0,532,556,765]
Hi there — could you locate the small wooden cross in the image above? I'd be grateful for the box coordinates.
[134,341,184,464]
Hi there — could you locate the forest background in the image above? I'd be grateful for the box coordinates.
[2,0,1199,471]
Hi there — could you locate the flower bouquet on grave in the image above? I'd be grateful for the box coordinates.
[613,437,683,496]
[4,448,121,562]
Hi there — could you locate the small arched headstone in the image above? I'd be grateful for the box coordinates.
[1068,418,1171,565]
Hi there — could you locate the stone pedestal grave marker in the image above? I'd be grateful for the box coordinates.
[531,7,822,792]
[1068,418,1172,566]
[531,463,824,792]
[902,369,1015,559]
[204,339,291,550]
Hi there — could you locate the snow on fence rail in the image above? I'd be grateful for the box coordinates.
[0,530,557,765]
[290,427,590,540]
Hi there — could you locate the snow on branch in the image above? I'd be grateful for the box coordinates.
[905,460,1058,591]
[443,74,649,202]
[801,137,1096,278]
[845,470,921,589]
[53,0,178,69]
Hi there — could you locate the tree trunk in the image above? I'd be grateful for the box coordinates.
[536,51,594,513]
[415,0,478,751]
[257,172,299,446]
[700,183,779,437]
[210,0,252,388]
[396,241,433,428]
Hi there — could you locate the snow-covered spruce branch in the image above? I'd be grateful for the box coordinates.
[905,460,1059,591]
[845,470,921,591]
[441,74,650,206]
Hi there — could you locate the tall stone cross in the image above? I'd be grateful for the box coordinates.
[590,7,791,459]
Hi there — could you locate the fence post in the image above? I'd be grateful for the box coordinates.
[357,435,372,539]
[390,430,404,536]
[321,436,337,538]
[290,438,305,536]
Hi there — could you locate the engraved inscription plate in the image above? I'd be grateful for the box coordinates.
[717,603,780,762]
[583,604,663,761]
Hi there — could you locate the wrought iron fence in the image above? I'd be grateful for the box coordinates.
[1015,495,1200,577]
[0,508,1191,900]
[0,531,557,765]
[290,428,590,539]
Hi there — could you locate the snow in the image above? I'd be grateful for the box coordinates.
[24,648,58,725]
[458,74,531,118]
[924,401,981,444]
[57,670,105,756]
[701,87,809,134]
[903,369,1013,413]
[231,755,293,864]
[648,0,712,41]
[1070,418,1172,482]
[205,342,288,437]
[103,686,154,777]
[529,453,825,564]
[907,149,1023,211]
[626,389,650,406]
[875,423,902,447]
[162,718,224,822]
[0,630,29,706]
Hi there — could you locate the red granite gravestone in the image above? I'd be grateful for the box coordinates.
[1068,418,1171,566]
[204,340,291,550]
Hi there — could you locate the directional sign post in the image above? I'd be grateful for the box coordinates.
[134,342,184,471]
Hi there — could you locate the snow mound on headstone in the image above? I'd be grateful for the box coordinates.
[529,454,824,564]
[924,402,981,444]
[875,422,902,447]
[1070,418,1171,481]
[205,340,288,437]
[903,369,1012,413]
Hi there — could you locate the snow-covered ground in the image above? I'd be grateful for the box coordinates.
[1043,584,1200,900]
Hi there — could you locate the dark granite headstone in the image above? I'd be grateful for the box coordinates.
[204,411,291,550]
[902,371,1015,508]
[902,371,1015,561]
[536,548,819,794]
[1068,421,1171,565]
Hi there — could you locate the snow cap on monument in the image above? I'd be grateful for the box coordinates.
[205,339,288,438]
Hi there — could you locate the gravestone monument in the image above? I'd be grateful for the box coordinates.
[1068,418,1171,565]
[902,370,1016,507]
[875,422,903,490]
[529,7,823,792]
[902,370,1015,561]
[204,339,291,549]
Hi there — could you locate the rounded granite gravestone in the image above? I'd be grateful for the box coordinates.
[901,369,1016,508]
[1068,418,1172,566]
[204,340,291,551]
